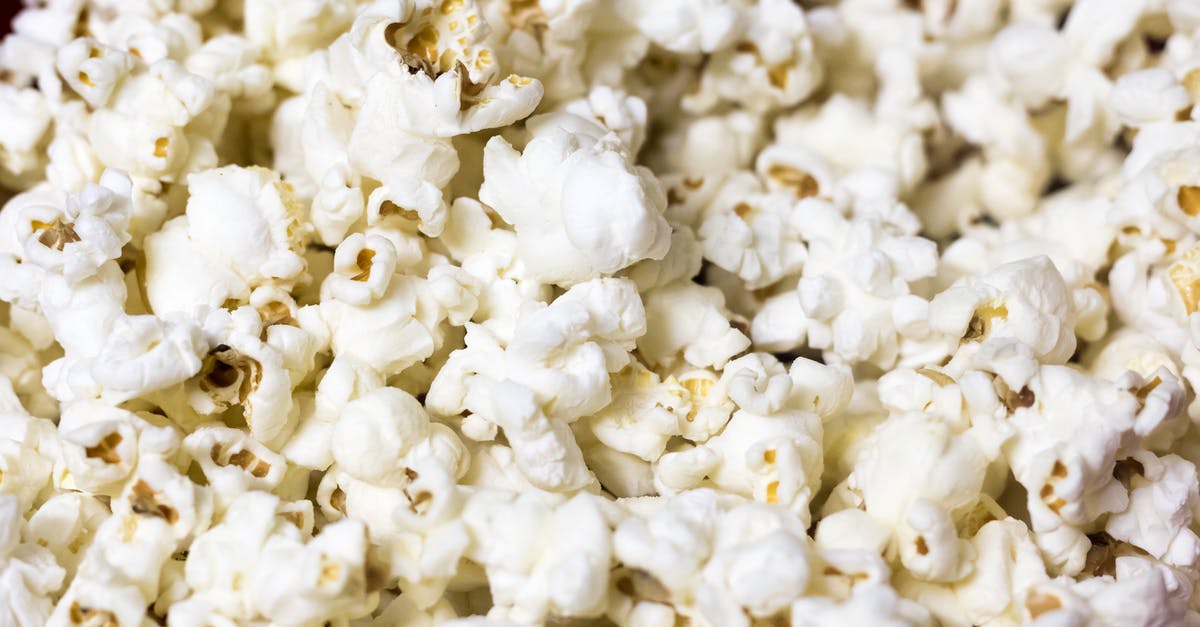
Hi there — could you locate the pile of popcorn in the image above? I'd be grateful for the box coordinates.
[9,0,1200,624]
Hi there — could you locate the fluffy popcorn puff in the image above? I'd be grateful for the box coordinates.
[0,85,53,190]
[364,0,544,138]
[243,0,357,67]
[0,376,59,511]
[178,491,377,625]
[695,169,809,291]
[145,165,310,315]
[429,277,644,491]
[613,0,742,55]
[683,0,822,114]
[654,354,831,525]
[1003,364,1188,574]
[319,233,474,378]
[611,489,817,625]
[1105,451,1200,570]
[845,411,987,579]
[479,113,672,286]
[462,490,613,623]
[751,170,939,368]
[930,255,1078,384]
[0,494,65,627]
[638,281,750,370]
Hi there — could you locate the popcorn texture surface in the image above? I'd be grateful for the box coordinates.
[7,0,1200,625]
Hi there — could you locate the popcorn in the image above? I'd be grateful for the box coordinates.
[1105,451,1200,569]
[696,172,808,290]
[638,282,749,370]
[0,493,65,627]
[1003,365,1187,573]
[331,386,443,483]
[183,425,287,509]
[183,166,308,286]
[613,0,742,55]
[429,277,645,490]
[3,0,1200,623]
[319,244,464,378]
[463,490,612,622]
[479,117,672,286]
[683,0,822,114]
[931,256,1078,382]
[0,85,52,190]
[790,582,932,626]
[243,0,356,65]
[762,181,939,368]
[848,412,987,560]
[953,519,1050,625]
[181,491,377,624]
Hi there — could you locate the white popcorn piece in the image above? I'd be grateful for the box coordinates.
[790,582,932,626]
[243,0,357,65]
[0,85,53,190]
[183,166,308,287]
[1056,555,1194,626]
[463,490,612,622]
[361,13,544,139]
[1109,69,1191,128]
[0,380,59,511]
[849,412,987,539]
[185,35,275,114]
[319,251,461,378]
[771,185,938,368]
[57,402,164,497]
[179,307,306,445]
[66,312,207,405]
[331,386,441,483]
[430,278,644,490]
[1105,451,1200,570]
[684,0,822,114]
[638,281,749,370]
[1003,365,1187,574]
[553,85,651,156]
[696,519,813,622]
[952,519,1050,625]
[613,0,742,55]
[15,170,132,287]
[82,59,227,183]
[697,173,808,291]
[183,425,287,509]
[931,256,1077,383]
[51,461,207,626]
[144,165,310,315]
[479,119,672,286]
[988,22,1070,111]
[586,362,687,463]
[0,494,65,627]
[282,356,384,471]
[181,491,377,625]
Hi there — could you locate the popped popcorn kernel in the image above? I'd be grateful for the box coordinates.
[766,163,820,199]
[197,344,261,408]
[32,218,82,251]
[1025,591,1062,618]
[128,479,179,524]
[84,432,123,464]
[68,602,118,627]
[1170,246,1200,313]
[963,302,1008,342]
